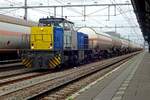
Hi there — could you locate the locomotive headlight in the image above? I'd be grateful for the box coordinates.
[31,44,34,49]
[49,43,52,49]
[41,28,43,31]
[31,46,34,49]
[49,46,52,49]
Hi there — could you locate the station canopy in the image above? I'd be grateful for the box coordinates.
[131,0,150,45]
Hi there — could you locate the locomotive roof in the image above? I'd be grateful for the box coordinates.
[39,17,74,24]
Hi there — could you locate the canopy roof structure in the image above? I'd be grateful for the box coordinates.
[131,0,150,45]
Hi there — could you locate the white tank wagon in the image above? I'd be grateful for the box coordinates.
[128,42,142,51]
[0,14,37,27]
[128,41,139,52]
[135,44,143,51]
[0,22,30,49]
[78,27,114,50]
[121,39,129,49]
[111,36,122,49]
[77,27,142,57]
[78,27,123,51]
[0,15,38,60]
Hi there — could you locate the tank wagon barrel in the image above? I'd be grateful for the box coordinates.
[78,27,124,56]
[0,14,37,27]
[78,27,114,50]
[0,15,38,61]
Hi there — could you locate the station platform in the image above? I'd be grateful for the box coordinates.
[72,52,150,100]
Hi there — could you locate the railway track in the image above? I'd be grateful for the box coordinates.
[40,56,132,100]
[0,61,33,79]
[0,51,141,100]
[0,59,21,65]
[0,72,49,87]
[0,61,24,72]
[0,68,34,79]
[0,59,32,78]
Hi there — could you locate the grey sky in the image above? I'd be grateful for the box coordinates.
[0,0,144,45]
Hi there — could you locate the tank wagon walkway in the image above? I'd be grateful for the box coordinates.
[72,52,150,100]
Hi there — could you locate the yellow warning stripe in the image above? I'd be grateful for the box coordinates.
[26,60,32,67]
[52,60,57,67]
[54,57,60,64]
[49,60,53,68]
[57,56,61,61]
[48,54,61,68]
[48,63,52,68]
[24,59,29,65]
[24,60,29,66]
[22,59,27,64]
[22,59,32,67]
[22,59,26,63]
[28,64,32,68]
[49,60,56,67]
[51,60,56,67]
[52,58,59,65]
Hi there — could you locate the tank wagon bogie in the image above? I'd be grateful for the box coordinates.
[20,17,143,69]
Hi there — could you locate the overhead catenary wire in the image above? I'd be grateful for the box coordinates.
[109,0,142,43]
[0,0,144,44]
